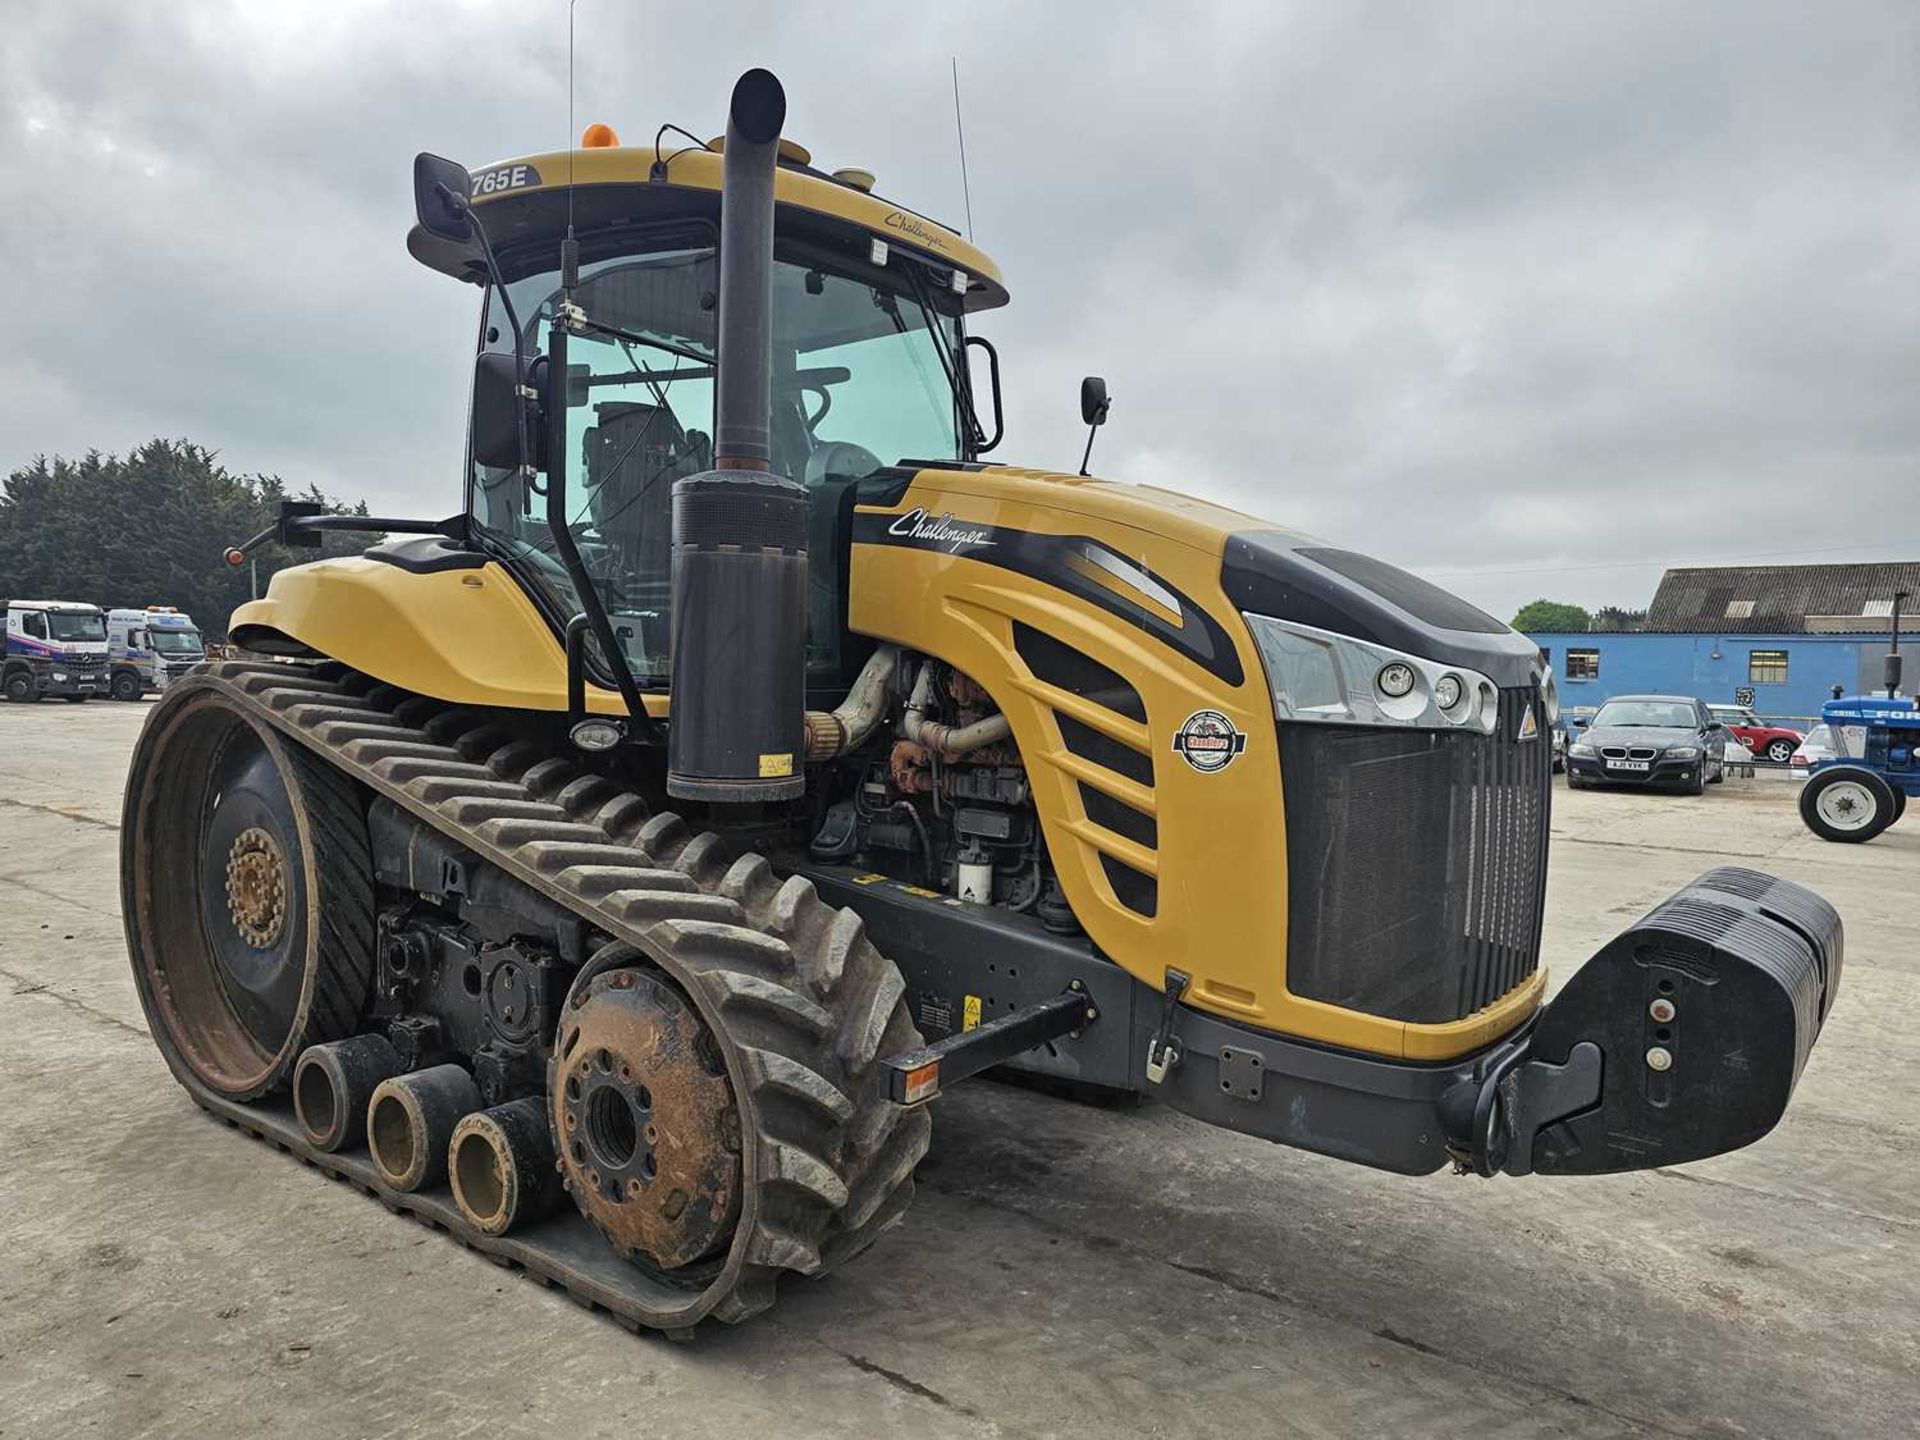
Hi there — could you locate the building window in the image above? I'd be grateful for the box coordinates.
[1565,647,1600,680]
[1725,599,1755,618]
[1749,649,1789,684]
[1538,646,1551,665]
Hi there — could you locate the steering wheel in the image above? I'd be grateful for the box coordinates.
[803,441,883,487]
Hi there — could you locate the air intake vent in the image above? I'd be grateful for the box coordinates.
[1013,623,1145,721]
[1079,781,1157,849]
[1057,713,1153,786]
[1100,854,1158,918]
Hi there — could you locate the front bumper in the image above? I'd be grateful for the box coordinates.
[1144,866,1840,1176]
[40,671,105,697]
[1567,752,1701,787]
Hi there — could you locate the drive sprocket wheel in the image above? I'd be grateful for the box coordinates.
[122,689,375,1100]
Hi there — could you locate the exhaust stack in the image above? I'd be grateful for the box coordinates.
[667,69,810,803]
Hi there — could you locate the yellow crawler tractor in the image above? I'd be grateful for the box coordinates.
[123,70,1843,1332]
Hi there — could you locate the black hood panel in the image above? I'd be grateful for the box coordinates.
[1221,531,1542,688]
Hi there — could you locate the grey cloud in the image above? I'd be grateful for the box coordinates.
[2,0,1915,621]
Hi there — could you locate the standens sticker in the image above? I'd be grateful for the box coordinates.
[1172,709,1247,773]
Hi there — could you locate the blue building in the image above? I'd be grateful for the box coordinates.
[1527,561,1918,725]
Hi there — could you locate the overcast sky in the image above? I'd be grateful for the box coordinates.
[2,0,1915,621]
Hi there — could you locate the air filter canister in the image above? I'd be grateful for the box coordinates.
[666,469,809,802]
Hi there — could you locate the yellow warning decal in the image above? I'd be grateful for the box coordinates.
[963,995,982,1032]
[851,873,887,886]
[897,884,942,899]
[758,752,795,778]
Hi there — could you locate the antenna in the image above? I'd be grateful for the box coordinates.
[951,57,974,241]
[561,0,579,293]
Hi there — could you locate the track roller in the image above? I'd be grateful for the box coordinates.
[295,1034,404,1152]
[450,1098,564,1236]
[368,1064,480,1192]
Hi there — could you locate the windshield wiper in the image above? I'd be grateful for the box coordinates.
[902,266,987,452]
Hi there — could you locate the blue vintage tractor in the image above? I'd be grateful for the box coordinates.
[1799,694,1918,842]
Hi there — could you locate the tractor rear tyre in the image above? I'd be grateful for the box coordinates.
[1799,766,1895,844]
[121,691,375,1099]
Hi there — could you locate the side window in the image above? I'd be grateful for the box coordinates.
[1748,649,1789,685]
[23,610,47,640]
[1564,647,1600,680]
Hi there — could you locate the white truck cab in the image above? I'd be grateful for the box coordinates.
[2,600,110,702]
[105,606,206,700]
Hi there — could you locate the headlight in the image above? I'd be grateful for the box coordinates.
[1241,612,1499,731]
[1666,746,1700,760]
[1569,741,1594,757]
[1377,662,1416,699]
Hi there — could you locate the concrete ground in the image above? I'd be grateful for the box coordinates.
[1,699,1914,1440]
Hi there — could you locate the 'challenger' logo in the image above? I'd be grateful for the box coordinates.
[887,508,994,553]
[1172,709,1247,773]
[884,210,953,252]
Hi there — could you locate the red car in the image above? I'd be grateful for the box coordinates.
[1707,704,1803,764]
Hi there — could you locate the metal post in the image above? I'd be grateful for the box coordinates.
[1888,589,1909,698]
[250,558,258,601]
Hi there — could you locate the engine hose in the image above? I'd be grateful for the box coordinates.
[900,661,1012,756]
[802,645,899,759]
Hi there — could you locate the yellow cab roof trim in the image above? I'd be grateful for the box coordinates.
[468,144,1004,296]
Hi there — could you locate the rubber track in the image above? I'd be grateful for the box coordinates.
[154,661,931,1332]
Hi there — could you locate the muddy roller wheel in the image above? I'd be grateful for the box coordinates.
[121,688,375,1100]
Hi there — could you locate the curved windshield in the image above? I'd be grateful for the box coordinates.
[48,612,105,643]
[469,227,963,687]
[150,629,203,654]
[1593,700,1699,728]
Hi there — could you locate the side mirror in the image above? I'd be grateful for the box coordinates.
[414,153,475,243]
[1080,375,1110,427]
[471,351,549,471]
[1077,376,1112,475]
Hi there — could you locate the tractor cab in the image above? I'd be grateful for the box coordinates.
[409,134,1007,697]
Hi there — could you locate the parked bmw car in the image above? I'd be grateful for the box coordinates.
[1706,703,1804,765]
[1565,694,1729,795]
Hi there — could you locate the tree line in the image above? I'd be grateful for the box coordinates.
[0,439,367,639]
[1510,599,1647,633]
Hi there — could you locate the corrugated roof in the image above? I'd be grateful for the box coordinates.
[1645,562,1920,634]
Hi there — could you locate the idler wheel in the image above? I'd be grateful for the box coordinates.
[122,691,373,1100]
[552,968,741,1270]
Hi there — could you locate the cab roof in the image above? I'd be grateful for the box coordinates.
[409,140,1008,313]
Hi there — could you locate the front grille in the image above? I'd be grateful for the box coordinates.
[1600,745,1657,760]
[69,654,106,670]
[1279,686,1550,1024]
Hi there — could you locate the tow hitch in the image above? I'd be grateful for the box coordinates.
[1445,867,1842,1177]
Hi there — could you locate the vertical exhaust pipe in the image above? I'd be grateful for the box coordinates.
[668,68,810,803]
